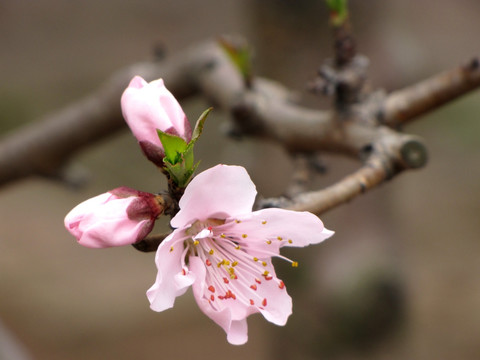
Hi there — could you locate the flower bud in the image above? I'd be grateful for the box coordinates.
[64,187,164,248]
[121,76,192,165]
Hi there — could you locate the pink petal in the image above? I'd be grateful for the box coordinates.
[171,165,257,228]
[147,230,195,312]
[121,76,189,147]
[64,193,151,248]
[189,257,249,345]
[224,208,334,252]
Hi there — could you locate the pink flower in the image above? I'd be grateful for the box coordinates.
[146,165,333,345]
[121,76,192,165]
[64,187,164,248]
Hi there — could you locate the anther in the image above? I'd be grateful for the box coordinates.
[279,281,285,289]
[262,261,267,267]
[170,246,174,252]
[193,240,199,246]
[250,299,255,305]
[292,261,299,268]
[262,220,267,225]
[206,259,212,266]
[266,240,272,244]
[242,234,247,238]
[262,298,267,307]
[208,285,215,293]
[288,239,293,244]
[250,284,257,291]
[277,236,283,241]
[223,277,230,284]
[209,249,214,255]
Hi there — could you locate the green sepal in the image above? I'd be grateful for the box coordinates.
[157,131,188,165]
[158,108,212,187]
[325,0,348,26]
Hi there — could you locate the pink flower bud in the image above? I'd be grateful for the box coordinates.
[121,76,192,165]
[64,187,163,248]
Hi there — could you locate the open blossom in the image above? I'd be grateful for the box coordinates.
[64,187,164,248]
[147,164,333,345]
[121,76,192,165]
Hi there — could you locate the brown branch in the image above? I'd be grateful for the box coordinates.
[381,56,480,127]
[0,37,477,220]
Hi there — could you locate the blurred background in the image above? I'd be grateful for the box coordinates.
[1,0,480,359]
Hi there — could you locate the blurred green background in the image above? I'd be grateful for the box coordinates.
[1,1,480,359]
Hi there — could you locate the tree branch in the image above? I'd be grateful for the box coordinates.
[380,56,480,127]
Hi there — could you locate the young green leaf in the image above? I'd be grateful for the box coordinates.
[157,130,188,165]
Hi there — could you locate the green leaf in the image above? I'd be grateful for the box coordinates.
[157,130,188,165]
[219,38,252,83]
[191,107,212,144]
[163,156,199,188]
[325,0,348,26]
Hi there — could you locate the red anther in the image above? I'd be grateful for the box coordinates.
[223,277,229,284]
[250,299,255,305]
[278,281,285,289]
[208,285,215,293]
[265,275,273,281]
[262,298,267,307]
[218,295,225,300]
[208,226,213,231]
[182,269,186,276]
[210,295,215,301]
[255,278,261,284]
[206,259,212,266]
[250,284,257,291]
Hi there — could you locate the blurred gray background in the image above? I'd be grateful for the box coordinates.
[1,1,480,359]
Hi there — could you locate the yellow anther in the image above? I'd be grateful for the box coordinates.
[224,260,230,266]
[228,267,235,275]
[253,257,258,262]
[292,261,299,268]
[262,220,267,225]
[262,261,267,267]
[263,270,270,276]
[235,220,241,224]
[235,245,241,250]
[220,234,226,238]
[209,249,214,255]
[266,240,272,245]
[217,260,225,268]
[277,236,283,241]
[288,239,293,244]
[232,261,238,267]
[242,234,247,238]
[193,240,199,246]
[170,246,174,252]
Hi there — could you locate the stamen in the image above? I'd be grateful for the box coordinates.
[208,285,215,293]
[250,284,257,291]
[262,220,267,225]
[279,281,285,289]
[266,240,272,244]
[170,246,174,252]
[206,259,212,266]
[223,277,230,284]
[242,234,248,238]
[292,261,299,268]
[262,298,267,307]
[250,299,255,305]
[277,236,283,241]
[288,239,293,244]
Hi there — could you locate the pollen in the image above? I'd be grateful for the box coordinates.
[292,261,299,268]
[232,261,238,267]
